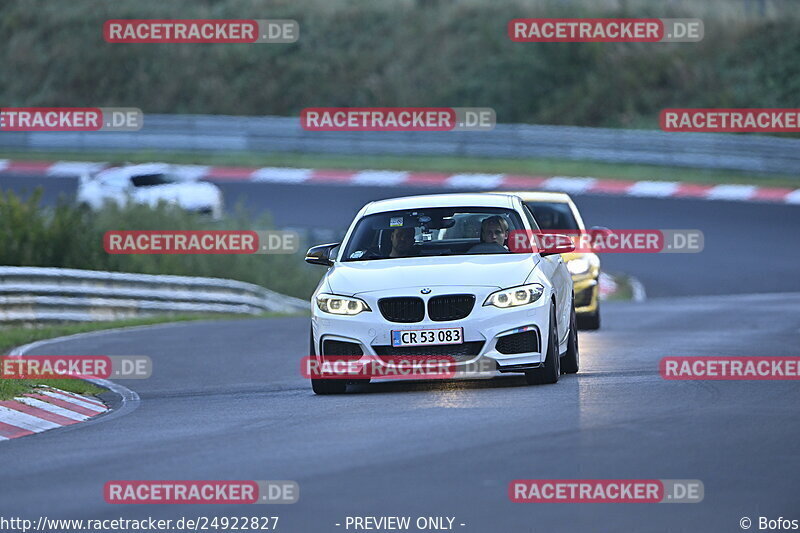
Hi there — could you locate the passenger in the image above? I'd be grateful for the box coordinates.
[468,216,510,253]
[480,215,509,247]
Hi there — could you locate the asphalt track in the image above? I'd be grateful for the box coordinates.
[1,174,800,532]
[3,174,800,297]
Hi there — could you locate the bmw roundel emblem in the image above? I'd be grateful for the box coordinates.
[421,288,432,294]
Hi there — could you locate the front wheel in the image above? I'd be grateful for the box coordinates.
[309,328,347,395]
[560,304,579,374]
[525,304,560,385]
[311,378,347,395]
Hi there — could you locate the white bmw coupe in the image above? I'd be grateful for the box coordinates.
[77,163,224,219]
[305,193,578,394]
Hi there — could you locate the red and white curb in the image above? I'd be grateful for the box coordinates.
[1,159,798,205]
[3,329,142,442]
[0,386,108,440]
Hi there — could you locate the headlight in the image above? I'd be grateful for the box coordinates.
[567,258,591,275]
[316,294,371,315]
[483,283,544,308]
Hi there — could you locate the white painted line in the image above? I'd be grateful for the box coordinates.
[785,189,800,204]
[251,167,311,183]
[445,173,505,189]
[0,405,62,432]
[47,161,107,177]
[37,390,106,413]
[15,397,90,421]
[352,170,409,186]
[706,184,757,201]
[0,435,8,441]
[542,177,597,193]
[627,181,680,197]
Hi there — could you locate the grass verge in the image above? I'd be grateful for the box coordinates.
[0,380,107,402]
[0,311,299,400]
[2,151,798,188]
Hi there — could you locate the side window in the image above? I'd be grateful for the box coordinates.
[521,205,540,231]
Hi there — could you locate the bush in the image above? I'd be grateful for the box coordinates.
[0,0,798,128]
[0,189,322,299]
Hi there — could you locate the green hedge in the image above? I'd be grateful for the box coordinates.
[0,189,322,299]
[1,0,798,128]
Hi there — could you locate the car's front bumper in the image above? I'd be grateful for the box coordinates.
[311,285,554,377]
[573,276,598,315]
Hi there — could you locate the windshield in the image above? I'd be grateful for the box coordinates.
[130,173,177,187]
[342,207,525,261]
[525,202,580,231]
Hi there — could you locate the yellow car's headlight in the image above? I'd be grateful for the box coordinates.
[483,283,544,308]
[567,258,591,275]
[316,294,371,315]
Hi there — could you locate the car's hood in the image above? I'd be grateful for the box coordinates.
[325,254,538,296]
[132,182,220,208]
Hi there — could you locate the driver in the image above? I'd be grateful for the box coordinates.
[389,226,418,257]
[534,209,557,230]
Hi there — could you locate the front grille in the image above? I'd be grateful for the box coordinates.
[378,297,425,323]
[575,287,594,307]
[322,340,363,356]
[373,341,484,362]
[427,294,476,321]
[496,331,539,355]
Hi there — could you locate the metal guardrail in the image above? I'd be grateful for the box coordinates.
[1,115,799,176]
[0,266,309,323]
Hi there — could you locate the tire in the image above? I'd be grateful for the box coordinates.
[525,303,560,385]
[309,328,347,395]
[561,304,579,374]
[577,302,601,331]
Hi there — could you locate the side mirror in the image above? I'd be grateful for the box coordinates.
[508,230,576,255]
[305,243,340,267]
[539,234,575,256]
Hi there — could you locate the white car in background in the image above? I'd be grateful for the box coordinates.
[77,163,224,219]
[305,193,579,394]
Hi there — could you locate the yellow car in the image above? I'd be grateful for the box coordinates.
[496,191,602,330]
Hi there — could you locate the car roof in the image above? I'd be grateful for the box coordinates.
[97,163,172,178]
[362,193,518,215]
[492,191,574,204]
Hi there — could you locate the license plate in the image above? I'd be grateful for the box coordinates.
[391,327,463,347]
